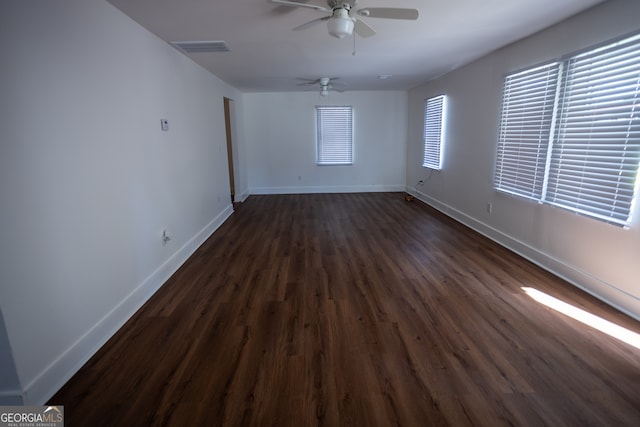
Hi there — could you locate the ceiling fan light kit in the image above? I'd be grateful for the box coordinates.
[326,8,354,39]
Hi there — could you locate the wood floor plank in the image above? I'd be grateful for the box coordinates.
[50,193,640,426]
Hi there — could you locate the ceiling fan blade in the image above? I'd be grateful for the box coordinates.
[354,19,376,38]
[270,0,313,14]
[269,0,331,13]
[297,81,319,86]
[356,8,419,20]
[296,77,322,86]
[292,16,330,31]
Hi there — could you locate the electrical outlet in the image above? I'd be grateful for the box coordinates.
[160,119,169,131]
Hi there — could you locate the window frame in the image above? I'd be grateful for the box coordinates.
[494,62,561,201]
[422,94,447,170]
[315,105,354,166]
[494,32,640,227]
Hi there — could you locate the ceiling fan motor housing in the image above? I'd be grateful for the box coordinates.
[327,0,357,9]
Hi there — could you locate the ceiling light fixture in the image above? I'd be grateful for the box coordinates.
[326,8,354,39]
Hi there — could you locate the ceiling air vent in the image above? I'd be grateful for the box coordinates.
[171,41,231,53]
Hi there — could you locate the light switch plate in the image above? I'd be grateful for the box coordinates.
[161,119,169,131]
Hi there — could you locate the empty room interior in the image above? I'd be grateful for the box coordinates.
[1,0,639,425]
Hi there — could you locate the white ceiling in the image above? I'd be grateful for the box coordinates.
[106,0,604,92]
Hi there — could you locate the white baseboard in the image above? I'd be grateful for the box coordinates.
[408,188,640,322]
[236,189,250,203]
[24,205,235,405]
[250,184,405,195]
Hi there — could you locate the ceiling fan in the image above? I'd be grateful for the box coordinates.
[298,77,344,96]
[269,0,419,39]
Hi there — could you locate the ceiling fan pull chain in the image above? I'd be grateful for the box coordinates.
[352,30,357,56]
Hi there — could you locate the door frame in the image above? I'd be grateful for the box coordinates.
[223,97,235,203]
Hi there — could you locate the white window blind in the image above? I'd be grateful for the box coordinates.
[423,95,447,170]
[494,32,640,227]
[495,63,560,200]
[546,36,640,225]
[316,106,353,165]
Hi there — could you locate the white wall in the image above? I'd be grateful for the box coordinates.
[0,311,21,405]
[406,0,640,320]
[0,0,245,404]
[243,91,407,194]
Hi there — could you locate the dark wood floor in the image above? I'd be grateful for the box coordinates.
[50,193,640,426]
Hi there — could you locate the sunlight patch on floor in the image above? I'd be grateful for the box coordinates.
[522,287,640,350]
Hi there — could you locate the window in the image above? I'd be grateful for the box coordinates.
[495,33,640,227]
[495,63,560,200]
[423,95,447,170]
[316,106,353,165]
